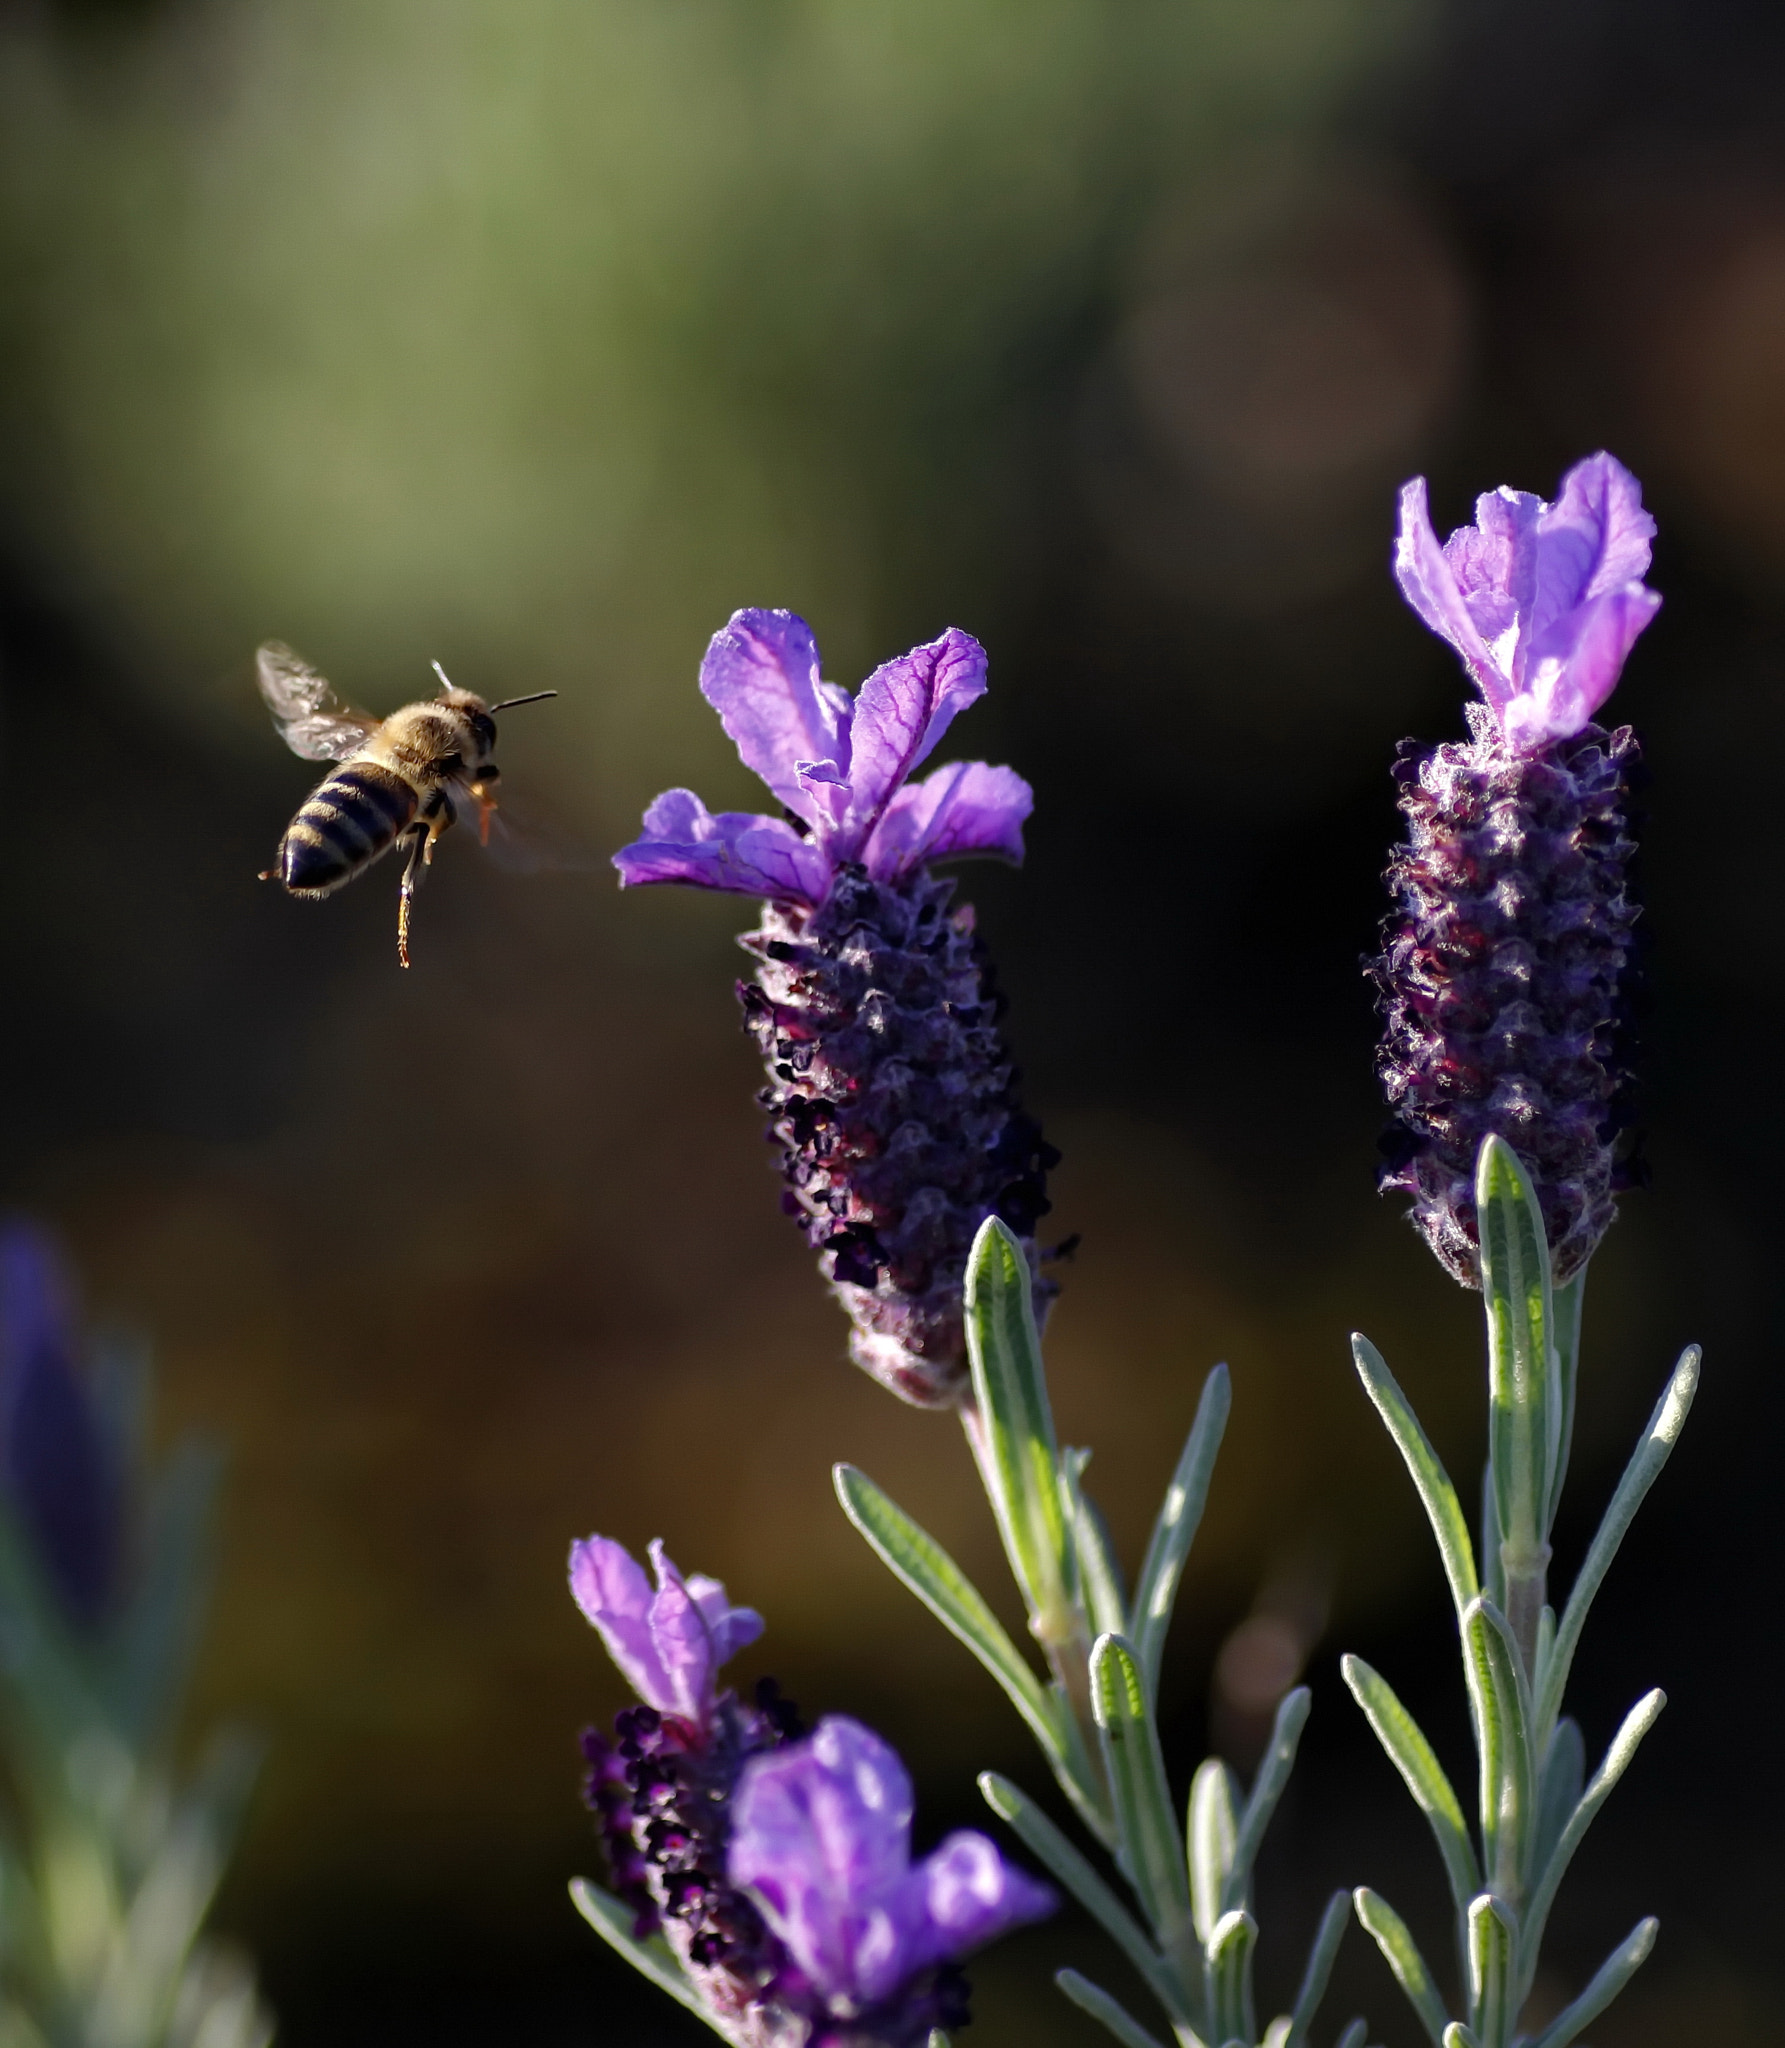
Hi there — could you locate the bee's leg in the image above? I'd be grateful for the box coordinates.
[420,791,454,869]
[466,776,498,847]
[396,828,429,970]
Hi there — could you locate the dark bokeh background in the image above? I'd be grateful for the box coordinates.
[1,1,1780,2041]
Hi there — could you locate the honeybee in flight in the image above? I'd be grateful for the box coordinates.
[257,641,556,967]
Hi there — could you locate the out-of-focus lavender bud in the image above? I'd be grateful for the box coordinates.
[571,1535,797,2039]
[728,1714,1055,2047]
[0,1221,123,1628]
[614,610,1058,1407]
[1370,455,1657,1283]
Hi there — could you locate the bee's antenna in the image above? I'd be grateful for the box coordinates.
[487,690,559,712]
[431,660,455,692]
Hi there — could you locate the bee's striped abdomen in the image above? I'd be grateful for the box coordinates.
[279,761,417,894]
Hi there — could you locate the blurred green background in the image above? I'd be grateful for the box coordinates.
[1,0,1781,2040]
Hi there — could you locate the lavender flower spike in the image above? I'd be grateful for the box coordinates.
[615,609,1058,1408]
[729,1715,1055,2045]
[1370,456,1653,1284]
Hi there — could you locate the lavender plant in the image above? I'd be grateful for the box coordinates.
[586,460,1697,2048]
[1343,455,1696,2048]
[0,1222,273,2048]
[565,1533,1055,2045]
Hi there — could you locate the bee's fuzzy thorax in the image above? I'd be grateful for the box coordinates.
[1367,706,1644,1285]
[740,863,1057,1407]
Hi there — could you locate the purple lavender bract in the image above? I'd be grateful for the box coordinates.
[728,1715,1055,2047]
[615,609,1057,1407]
[1371,455,1655,1283]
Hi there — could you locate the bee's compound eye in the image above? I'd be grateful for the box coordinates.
[472,713,496,747]
[438,751,463,773]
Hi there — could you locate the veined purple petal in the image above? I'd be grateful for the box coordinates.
[1531,452,1657,628]
[569,1536,672,1710]
[1444,486,1542,661]
[1395,477,1508,711]
[864,760,1032,879]
[699,610,853,823]
[685,1569,765,1665]
[899,1832,1057,1974]
[1503,584,1663,750]
[833,630,988,858]
[613,790,829,901]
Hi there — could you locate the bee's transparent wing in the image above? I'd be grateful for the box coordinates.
[256,642,381,762]
[447,782,603,874]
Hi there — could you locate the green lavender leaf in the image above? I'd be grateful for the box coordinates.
[1222,1687,1310,1914]
[1187,1757,1239,1944]
[1460,1599,1535,1897]
[965,1218,1073,1636]
[978,1772,1187,2023]
[833,1465,1073,1788]
[1333,2024,1370,2048]
[1132,1366,1231,1704]
[1063,1449,1129,1642]
[1441,2027,1482,2048]
[569,1879,722,2035]
[1476,1136,1556,1572]
[1206,1909,1257,2048]
[1286,1890,1351,2045]
[1465,1894,1515,2048]
[1055,1969,1175,2048]
[1530,1717,1585,1890]
[1351,1336,1479,1619]
[1544,1271,1586,1534]
[1091,1634,1194,1952]
[1524,1919,1658,2048]
[1521,1692,1665,1974]
[1341,1657,1479,1914]
[1352,1889,1449,2047]
[1537,1346,1699,1739]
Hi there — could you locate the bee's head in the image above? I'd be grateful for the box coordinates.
[430,663,555,767]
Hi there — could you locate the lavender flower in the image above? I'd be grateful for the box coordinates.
[1369,453,1657,1283]
[728,1715,1056,2047]
[0,1221,122,1629]
[615,609,1057,1408]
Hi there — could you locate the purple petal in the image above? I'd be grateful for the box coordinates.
[699,610,853,823]
[1531,452,1657,624]
[613,790,830,901]
[1502,584,1662,749]
[1393,477,1511,713]
[568,1535,676,1712]
[643,1540,718,1722]
[864,760,1032,880]
[900,1831,1057,1973]
[833,630,988,858]
[729,1716,917,2004]
[685,1571,765,1664]
[1443,485,1542,654]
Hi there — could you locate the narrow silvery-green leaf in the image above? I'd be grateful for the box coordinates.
[1442,2027,1482,2048]
[1187,1756,1238,1944]
[1521,1692,1665,1976]
[1287,1890,1351,2044]
[833,1465,1067,1777]
[1351,1336,1480,1619]
[1132,1366,1231,1703]
[1538,1347,1699,1740]
[1064,1449,1129,1642]
[1479,1464,1506,1616]
[1531,1716,1584,1887]
[570,1880,722,2034]
[1091,1635,1193,1951]
[1221,1687,1310,1914]
[965,1218,1073,1636]
[1262,2021,1292,2048]
[1461,1600,1535,1897]
[1206,1909,1256,2048]
[1544,1271,1586,1536]
[1341,1656,1479,1914]
[1465,1894,1515,2048]
[927,2033,948,2048]
[1475,1136,1554,1575]
[978,1773,1186,2022]
[1055,1969,1174,2048]
[1333,2024,1369,2048]
[1352,1889,1449,2047]
[1524,1919,1658,2048]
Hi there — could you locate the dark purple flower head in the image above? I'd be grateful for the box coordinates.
[1371,457,1652,1284]
[1394,453,1659,753]
[0,1221,123,1629]
[613,611,1058,1408]
[614,611,1030,901]
[570,1533,763,1726]
[729,1715,1054,2040]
